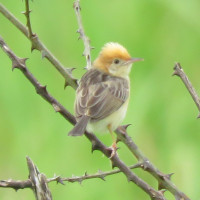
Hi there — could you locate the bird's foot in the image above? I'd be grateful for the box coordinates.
[108,142,117,158]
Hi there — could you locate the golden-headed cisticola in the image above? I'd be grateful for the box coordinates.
[69,42,143,156]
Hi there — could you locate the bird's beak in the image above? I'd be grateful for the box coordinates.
[123,57,144,65]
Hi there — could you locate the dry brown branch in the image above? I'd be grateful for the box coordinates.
[115,127,190,200]
[73,0,92,69]
[23,0,34,38]
[0,35,166,200]
[173,63,200,117]
[0,3,78,89]
[27,157,52,200]
[0,162,141,190]
[0,157,52,200]
[0,179,32,191]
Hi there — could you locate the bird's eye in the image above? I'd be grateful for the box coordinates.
[114,59,120,64]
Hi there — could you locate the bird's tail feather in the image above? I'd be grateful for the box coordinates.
[68,115,90,136]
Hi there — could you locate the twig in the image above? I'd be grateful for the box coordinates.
[0,157,52,200]
[173,62,200,117]
[73,0,92,69]
[23,0,34,38]
[48,163,141,184]
[0,179,32,190]
[115,126,190,200]
[0,162,141,190]
[0,36,166,200]
[27,157,52,200]
[0,3,78,89]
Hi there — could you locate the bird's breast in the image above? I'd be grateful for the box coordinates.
[86,98,129,134]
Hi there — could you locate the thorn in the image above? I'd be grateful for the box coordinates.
[122,124,132,130]
[98,169,103,174]
[158,182,165,190]
[75,79,79,85]
[91,141,100,152]
[111,161,117,169]
[12,60,19,71]
[117,124,132,135]
[21,10,32,15]
[73,2,81,11]
[64,81,69,89]
[197,113,200,119]
[87,54,90,60]
[174,62,182,69]
[65,67,76,75]
[41,85,47,91]
[55,176,64,185]
[166,173,174,180]
[36,85,47,94]
[172,71,179,76]
[116,146,120,151]
[90,46,95,50]
[52,103,61,112]
[59,179,64,185]
[12,58,28,70]
[84,171,88,176]
[41,50,48,59]
[127,176,132,182]
[19,58,28,68]
[98,170,105,181]
[159,189,167,194]
[31,44,36,52]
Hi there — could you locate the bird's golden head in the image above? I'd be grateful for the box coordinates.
[93,42,142,78]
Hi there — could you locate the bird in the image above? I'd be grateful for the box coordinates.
[68,42,143,157]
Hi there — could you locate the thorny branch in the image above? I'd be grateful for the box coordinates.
[0,161,141,190]
[73,0,92,70]
[0,3,78,89]
[0,1,194,200]
[0,36,166,200]
[23,0,34,38]
[26,157,52,200]
[0,157,52,200]
[115,127,189,200]
[173,62,200,117]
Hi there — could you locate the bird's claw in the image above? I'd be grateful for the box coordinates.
[108,142,117,158]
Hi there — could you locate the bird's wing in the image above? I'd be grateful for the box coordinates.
[75,69,129,122]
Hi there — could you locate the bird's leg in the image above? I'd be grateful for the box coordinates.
[107,124,117,158]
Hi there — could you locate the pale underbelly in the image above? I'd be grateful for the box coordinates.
[86,99,129,134]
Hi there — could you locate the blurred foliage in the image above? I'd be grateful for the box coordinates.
[0,0,200,199]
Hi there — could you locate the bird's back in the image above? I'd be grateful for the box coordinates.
[75,68,129,123]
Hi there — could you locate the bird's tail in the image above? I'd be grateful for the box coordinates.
[68,115,90,136]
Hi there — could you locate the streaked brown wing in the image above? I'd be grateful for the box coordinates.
[75,69,129,122]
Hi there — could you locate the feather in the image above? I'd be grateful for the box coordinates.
[68,115,90,136]
[75,69,129,122]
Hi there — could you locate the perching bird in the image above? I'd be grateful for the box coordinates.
[68,42,142,156]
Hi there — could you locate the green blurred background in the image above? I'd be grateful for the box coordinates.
[0,0,200,199]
